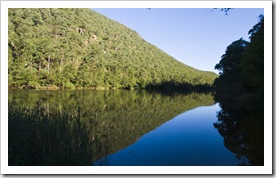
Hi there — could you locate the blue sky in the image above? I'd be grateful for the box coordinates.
[93,8,264,73]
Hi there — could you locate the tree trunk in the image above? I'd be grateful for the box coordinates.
[39,61,41,71]
[60,55,64,72]
[48,55,51,75]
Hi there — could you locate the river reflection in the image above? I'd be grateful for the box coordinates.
[9,90,262,166]
[214,100,264,166]
[93,104,241,166]
[8,90,215,166]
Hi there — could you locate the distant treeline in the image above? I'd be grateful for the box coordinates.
[8,8,217,90]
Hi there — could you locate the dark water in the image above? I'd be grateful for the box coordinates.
[8,90,263,166]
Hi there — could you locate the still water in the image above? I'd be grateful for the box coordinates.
[94,104,239,166]
[8,90,260,166]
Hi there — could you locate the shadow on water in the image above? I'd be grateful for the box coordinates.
[214,94,264,166]
[145,81,214,94]
[8,90,215,166]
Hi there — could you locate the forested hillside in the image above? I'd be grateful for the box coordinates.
[8,8,217,90]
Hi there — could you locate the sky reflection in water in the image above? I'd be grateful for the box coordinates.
[94,104,240,166]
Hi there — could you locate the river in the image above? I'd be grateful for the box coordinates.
[8,90,262,166]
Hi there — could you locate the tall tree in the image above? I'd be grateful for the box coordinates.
[214,38,249,104]
[214,15,264,110]
[240,15,264,95]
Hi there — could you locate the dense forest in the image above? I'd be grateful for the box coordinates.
[214,15,264,165]
[8,8,217,90]
[8,90,215,165]
[214,14,264,112]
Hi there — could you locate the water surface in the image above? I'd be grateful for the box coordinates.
[9,90,260,166]
[94,104,239,166]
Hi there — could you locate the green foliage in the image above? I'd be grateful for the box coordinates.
[214,15,264,109]
[240,15,264,94]
[214,38,249,105]
[213,15,264,165]
[8,8,217,90]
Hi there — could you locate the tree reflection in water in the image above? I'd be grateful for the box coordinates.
[8,90,215,166]
[214,99,264,166]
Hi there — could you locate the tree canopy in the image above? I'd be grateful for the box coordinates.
[8,8,217,90]
[214,15,264,109]
[213,15,264,165]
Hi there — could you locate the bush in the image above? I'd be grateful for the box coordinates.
[27,81,40,89]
